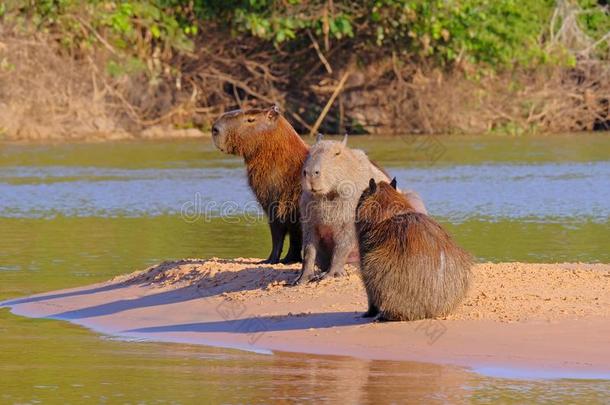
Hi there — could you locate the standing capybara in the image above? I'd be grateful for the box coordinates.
[212,105,308,264]
[355,178,472,321]
[295,135,426,284]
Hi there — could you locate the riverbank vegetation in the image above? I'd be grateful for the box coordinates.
[0,0,608,140]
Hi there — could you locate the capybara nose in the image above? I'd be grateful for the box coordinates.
[211,125,220,137]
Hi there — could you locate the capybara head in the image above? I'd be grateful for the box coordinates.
[211,105,283,156]
[302,134,364,197]
[357,178,414,224]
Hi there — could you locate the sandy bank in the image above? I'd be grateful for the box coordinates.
[3,260,610,378]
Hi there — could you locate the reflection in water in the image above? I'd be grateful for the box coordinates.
[0,308,465,403]
[1,309,608,403]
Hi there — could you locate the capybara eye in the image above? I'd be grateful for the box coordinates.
[247,117,256,123]
[334,151,341,156]
[303,170,307,176]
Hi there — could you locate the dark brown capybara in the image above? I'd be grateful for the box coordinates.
[355,178,472,321]
[212,105,308,264]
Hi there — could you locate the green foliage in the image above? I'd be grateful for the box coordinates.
[106,57,147,77]
[190,0,562,67]
[4,0,198,79]
[98,1,194,52]
[362,0,556,67]
[5,0,609,73]
[577,0,610,56]
[6,1,195,53]
[216,0,353,44]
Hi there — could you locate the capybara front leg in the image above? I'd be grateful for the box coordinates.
[321,225,356,278]
[260,221,286,264]
[281,223,302,264]
[320,231,351,279]
[294,243,317,285]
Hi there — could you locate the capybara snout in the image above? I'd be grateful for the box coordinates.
[302,165,323,194]
[300,137,348,196]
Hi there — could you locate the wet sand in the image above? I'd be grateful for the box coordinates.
[2,259,609,378]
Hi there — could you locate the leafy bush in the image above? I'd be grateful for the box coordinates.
[6,1,195,56]
[5,1,609,70]
[577,0,610,56]
[362,0,556,67]
[188,0,608,67]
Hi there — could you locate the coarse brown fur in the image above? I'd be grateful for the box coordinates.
[212,106,308,264]
[356,179,472,321]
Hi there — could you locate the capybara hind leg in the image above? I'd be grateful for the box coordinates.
[281,223,302,264]
[260,221,286,264]
[315,247,331,273]
[362,304,379,318]
[320,234,351,279]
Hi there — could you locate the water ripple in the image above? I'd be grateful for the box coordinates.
[0,162,608,221]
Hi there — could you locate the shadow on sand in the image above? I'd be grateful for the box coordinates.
[0,283,127,307]
[125,311,369,335]
[33,259,303,320]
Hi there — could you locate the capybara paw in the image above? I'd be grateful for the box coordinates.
[361,308,379,318]
[280,256,302,265]
[321,269,347,279]
[259,257,280,265]
[292,272,314,286]
[374,314,392,323]
[361,312,376,318]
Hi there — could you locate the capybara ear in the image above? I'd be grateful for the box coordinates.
[316,133,324,143]
[267,104,281,120]
[341,133,348,147]
[390,177,397,189]
[369,178,377,193]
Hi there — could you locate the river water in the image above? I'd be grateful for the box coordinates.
[0,135,609,403]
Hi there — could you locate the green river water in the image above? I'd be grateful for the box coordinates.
[0,135,609,403]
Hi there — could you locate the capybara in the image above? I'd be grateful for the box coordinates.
[295,135,426,284]
[211,105,308,264]
[355,178,472,321]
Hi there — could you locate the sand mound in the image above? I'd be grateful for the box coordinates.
[6,259,610,374]
[113,259,610,323]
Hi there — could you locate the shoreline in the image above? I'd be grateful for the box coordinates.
[0,128,211,144]
[2,131,607,145]
[2,259,609,379]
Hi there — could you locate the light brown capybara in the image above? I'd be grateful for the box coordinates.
[211,105,308,264]
[356,178,472,321]
[295,134,427,284]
